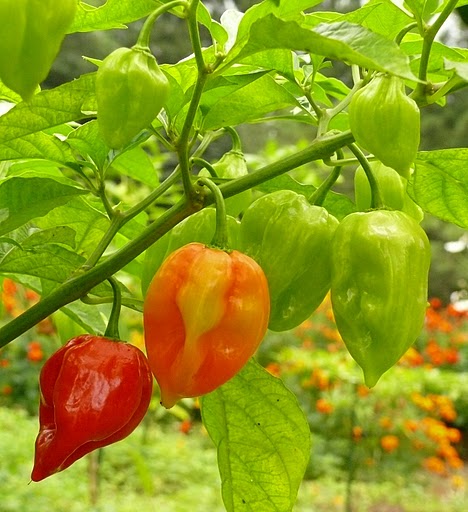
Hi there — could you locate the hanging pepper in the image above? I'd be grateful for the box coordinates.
[96,45,170,149]
[331,210,431,387]
[144,242,270,408]
[31,335,153,481]
[239,190,339,332]
[0,0,77,100]
[141,208,240,296]
[349,74,420,179]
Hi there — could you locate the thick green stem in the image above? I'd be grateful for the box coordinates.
[104,277,122,339]
[0,130,353,347]
[197,177,228,249]
[412,0,459,103]
[84,169,180,268]
[348,144,383,209]
[136,0,188,49]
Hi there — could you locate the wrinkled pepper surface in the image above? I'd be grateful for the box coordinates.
[349,74,420,178]
[31,335,153,482]
[141,208,240,296]
[239,190,339,332]
[144,242,270,408]
[331,210,430,387]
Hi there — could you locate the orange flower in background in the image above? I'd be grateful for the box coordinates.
[25,289,40,302]
[316,398,334,414]
[380,435,399,453]
[423,456,446,475]
[0,358,10,368]
[179,419,193,435]
[404,419,419,432]
[379,416,393,430]
[2,278,17,296]
[1,384,13,395]
[429,297,443,309]
[447,428,462,444]
[357,384,370,397]
[352,426,363,441]
[399,346,425,367]
[265,362,281,378]
[27,341,44,362]
[451,475,465,489]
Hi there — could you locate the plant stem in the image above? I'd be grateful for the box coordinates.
[412,0,459,103]
[309,149,344,206]
[104,277,121,339]
[191,157,218,177]
[136,0,188,49]
[197,177,228,249]
[0,130,353,347]
[348,144,383,209]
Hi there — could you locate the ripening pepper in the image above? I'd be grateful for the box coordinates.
[144,242,270,408]
[354,162,424,222]
[31,335,153,482]
[141,208,240,296]
[96,46,170,149]
[331,210,430,387]
[200,150,252,217]
[239,190,339,332]
[0,0,77,100]
[349,74,420,179]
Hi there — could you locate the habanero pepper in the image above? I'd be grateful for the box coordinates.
[0,0,77,101]
[96,45,170,149]
[31,335,153,482]
[143,242,270,409]
[239,190,339,332]
[141,208,240,296]
[330,210,431,387]
[349,74,420,179]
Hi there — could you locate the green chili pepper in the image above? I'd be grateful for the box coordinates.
[349,74,420,179]
[0,0,77,101]
[96,46,170,149]
[239,190,339,332]
[331,210,430,387]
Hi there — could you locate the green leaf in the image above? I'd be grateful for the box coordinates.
[70,0,160,32]
[0,177,88,237]
[66,120,109,171]
[201,359,311,512]
[202,73,301,130]
[222,16,416,80]
[411,149,468,228]
[35,197,110,257]
[0,74,96,162]
[444,59,468,81]
[22,226,76,249]
[0,243,85,283]
[111,146,161,188]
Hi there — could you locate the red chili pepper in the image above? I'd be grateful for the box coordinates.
[144,242,270,408]
[31,335,153,482]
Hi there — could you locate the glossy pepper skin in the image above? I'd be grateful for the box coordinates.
[331,210,430,387]
[0,0,77,101]
[349,74,420,179]
[96,46,170,149]
[239,190,339,332]
[354,162,424,222]
[31,335,153,482]
[144,242,270,408]
[141,208,240,296]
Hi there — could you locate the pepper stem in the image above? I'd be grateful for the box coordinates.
[104,277,122,340]
[224,126,242,152]
[136,0,189,49]
[348,144,383,209]
[197,177,228,249]
[310,149,344,206]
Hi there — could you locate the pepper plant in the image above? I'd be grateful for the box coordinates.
[0,1,467,510]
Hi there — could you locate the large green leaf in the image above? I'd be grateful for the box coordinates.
[0,74,96,162]
[411,149,468,228]
[221,15,416,80]
[201,360,311,512]
[0,177,88,237]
